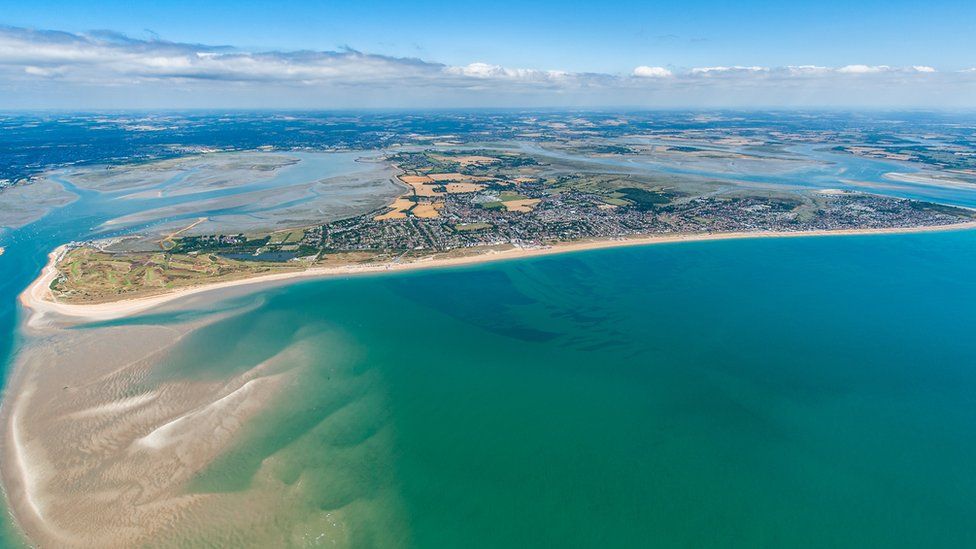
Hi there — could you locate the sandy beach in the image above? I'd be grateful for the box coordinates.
[20,221,976,327]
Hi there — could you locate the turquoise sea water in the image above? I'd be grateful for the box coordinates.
[100,230,976,547]
[3,147,976,545]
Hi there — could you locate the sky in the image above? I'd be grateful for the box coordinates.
[1,0,975,109]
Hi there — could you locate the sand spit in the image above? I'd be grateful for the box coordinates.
[884,171,976,190]
[20,221,976,326]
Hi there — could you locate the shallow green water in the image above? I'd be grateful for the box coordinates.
[123,230,976,547]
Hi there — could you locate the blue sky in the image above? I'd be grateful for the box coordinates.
[5,0,975,71]
[1,0,974,108]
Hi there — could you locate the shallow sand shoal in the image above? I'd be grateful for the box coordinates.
[883,171,976,190]
[0,313,303,546]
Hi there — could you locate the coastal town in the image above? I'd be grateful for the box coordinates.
[34,141,976,306]
[171,149,976,260]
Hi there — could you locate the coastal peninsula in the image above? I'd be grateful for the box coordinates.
[26,148,976,314]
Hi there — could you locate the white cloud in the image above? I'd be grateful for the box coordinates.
[0,28,591,91]
[786,65,831,75]
[691,66,768,74]
[632,66,672,78]
[0,26,973,108]
[0,27,450,85]
[24,65,65,77]
[445,62,508,78]
[443,62,569,82]
[837,64,891,74]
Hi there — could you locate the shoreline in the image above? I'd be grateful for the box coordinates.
[20,220,976,326]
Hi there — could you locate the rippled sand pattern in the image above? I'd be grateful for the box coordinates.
[2,299,408,547]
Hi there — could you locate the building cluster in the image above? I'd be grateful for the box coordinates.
[292,191,970,255]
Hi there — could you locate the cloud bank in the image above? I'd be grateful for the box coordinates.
[1,26,974,108]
